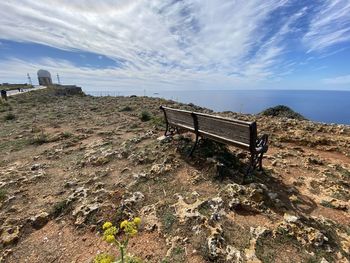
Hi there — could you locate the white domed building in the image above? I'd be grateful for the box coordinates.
[37,69,52,86]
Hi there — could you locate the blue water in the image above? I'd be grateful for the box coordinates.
[88,90,350,125]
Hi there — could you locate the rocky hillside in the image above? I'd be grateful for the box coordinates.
[0,88,349,263]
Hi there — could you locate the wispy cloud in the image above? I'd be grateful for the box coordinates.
[303,0,350,52]
[323,74,350,85]
[0,57,260,91]
[0,0,349,90]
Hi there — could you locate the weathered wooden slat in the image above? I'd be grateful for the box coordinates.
[166,110,194,129]
[196,115,251,144]
[194,111,252,125]
[198,131,251,151]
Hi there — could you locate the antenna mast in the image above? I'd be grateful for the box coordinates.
[27,73,32,85]
[56,73,61,85]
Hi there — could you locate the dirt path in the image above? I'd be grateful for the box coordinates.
[6,85,47,96]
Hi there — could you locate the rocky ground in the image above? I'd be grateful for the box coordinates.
[0,88,349,263]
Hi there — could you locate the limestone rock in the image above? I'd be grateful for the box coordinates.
[283,213,299,223]
[1,226,20,246]
[207,225,224,260]
[226,245,243,262]
[30,212,50,229]
[140,204,162,232]
[72,203,100,225]
[171,194,205,223]
[122,192,145,207]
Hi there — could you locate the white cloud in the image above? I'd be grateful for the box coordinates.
[323,74,350,85]
[0,57,260,92]
[0,0,349,90]
[303,0,350,52]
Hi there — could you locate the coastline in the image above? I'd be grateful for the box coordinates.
[86,89,350,125]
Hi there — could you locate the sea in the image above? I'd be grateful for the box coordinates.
[88,90,350,125]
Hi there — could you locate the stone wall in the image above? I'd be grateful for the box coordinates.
[53,85,84,96]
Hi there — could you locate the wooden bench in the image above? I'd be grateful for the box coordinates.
[160,106,268,172]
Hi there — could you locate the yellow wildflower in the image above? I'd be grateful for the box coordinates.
[93,253,114,263]
[103,226,118,239]
[105,235,116,243]
[130,229,138,237]
[102,222,113,230]
[120,220,128,229]
[133,217,141,226]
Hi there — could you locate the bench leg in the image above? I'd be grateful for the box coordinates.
[248,153,259,172]
[164,122,169,136]
[188,132,199,157]
[258,152,264,171]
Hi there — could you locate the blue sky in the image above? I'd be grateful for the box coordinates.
[0,0,349,91]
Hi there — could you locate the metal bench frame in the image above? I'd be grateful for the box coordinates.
[160,106,268,172]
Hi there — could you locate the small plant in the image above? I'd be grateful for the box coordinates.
[4,112,16,121]
[0,100,12,112]
[0,189,7,201]
[30,132,49,145]
[151,116,165,128]
[94,218,142,263]
[61,131,73,139]
[140,111,151,122]
[120,106,133,112]
[162,212,176,233]
[52,200,71,218]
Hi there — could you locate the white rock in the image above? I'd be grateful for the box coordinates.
[283,213,299,223]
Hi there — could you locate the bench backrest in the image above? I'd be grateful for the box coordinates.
[162,107,196,132]
[161,106,257,151]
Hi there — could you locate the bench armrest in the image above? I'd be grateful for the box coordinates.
[255,134,268,154]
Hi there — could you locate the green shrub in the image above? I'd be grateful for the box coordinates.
[260,105,306,120]
[61,131,73,139]
[4,112,16,121]
[52,200,71,218]
[140,111,151,122]
[30,132,49,145]
[120,106,133,112]
[0,100,12,112]
[151,116,165,128]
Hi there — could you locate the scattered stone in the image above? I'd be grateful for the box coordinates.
[207,225,224,260]
[157,135,171,143]
[267,192,278,200]
[140,204,162,232]
[245,226,270,263]
[283,213,299,223]
[320,199,348,211]
[30,212,50,229]
[172,194,205,223]
[121,167,131,173]
[30,163,42,171]
[276,218,329,247]
[1,226,20,246]
[72,203,100,225]
[307,157,324,165]
[226,245,243,262]
[122,192,145,207]
[249,188,265,203]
